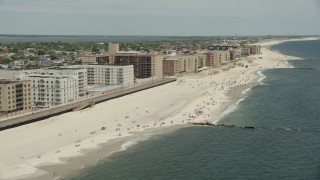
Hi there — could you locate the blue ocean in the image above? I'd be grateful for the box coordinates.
[68,40,320,180]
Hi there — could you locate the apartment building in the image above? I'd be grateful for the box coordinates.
[0,79,32,114]
[107,43,163,79]
[197,53,208,68]
[179,55,199,73]
[163,58,180,76]
[240,47,251,56]
[80,55,109,64]
[80,55,96,64]
[108,42,120,64]
[187,43,201,51]
[230,49,241,61]
[113,52,163,79]
[249,45,261,54]
[163,55,199,75]
[20,68,87,108]
[206,51,231,67]
[70,65,134,87]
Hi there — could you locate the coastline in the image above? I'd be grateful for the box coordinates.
[0,37,318,180]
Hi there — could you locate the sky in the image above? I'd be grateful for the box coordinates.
[0,0,319,36]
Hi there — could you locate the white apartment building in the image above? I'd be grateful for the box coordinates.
[20,68,87,108]
[69,65,134,87]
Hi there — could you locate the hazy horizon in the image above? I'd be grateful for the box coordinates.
[0,0,319,36]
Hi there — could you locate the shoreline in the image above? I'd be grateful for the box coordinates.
[0,37,318,180]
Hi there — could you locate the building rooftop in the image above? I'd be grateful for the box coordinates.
[0,79,29,84]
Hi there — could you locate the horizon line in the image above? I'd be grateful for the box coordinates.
[1,34,319,37]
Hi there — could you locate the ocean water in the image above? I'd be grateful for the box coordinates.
[68,40,320,180]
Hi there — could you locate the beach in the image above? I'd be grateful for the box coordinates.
[0,37,318,180]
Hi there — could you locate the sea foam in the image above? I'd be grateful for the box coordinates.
[257,71,266,84]
[241,87,252,95]
[121,133,152,151]
[214,103,239,124]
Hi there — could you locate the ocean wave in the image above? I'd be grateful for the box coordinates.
[236,97,246,104]
[121,133,152,151]
[257,71,266,84]
[241,87,252,95]
[215,103,239,123]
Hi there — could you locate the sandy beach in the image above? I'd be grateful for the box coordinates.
[0,37,318,180]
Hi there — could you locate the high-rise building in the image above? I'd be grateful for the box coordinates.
[70,65,134,87]
[240,48,251,56]
[108,42,120,55]
[0,79,32,115]
[20,68,87,108]
[163,55,199,76]
[107,42,163,79]
[113,52,163,79]
[206,51,231,67]
[163,59,180,76]
[249,45,261,54]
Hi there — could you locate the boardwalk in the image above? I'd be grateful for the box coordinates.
[0,78,176,130]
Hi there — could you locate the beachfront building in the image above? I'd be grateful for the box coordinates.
[0,79,32,115]
[112,52,163,79]
[20,68,87,108]
[206,51,231,67]
[197,53,208,69]
[240,47,251,57]
[107,42,163,79]
[69,65,134,87]
[179,55,199,73]
[163,55,199,75]
[163,58,180,76]
[230,49,241,61]
[249,45,261,54]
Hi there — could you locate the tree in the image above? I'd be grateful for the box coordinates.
[91,46,99,54]
[28,56,37,61]
[50,54,57,60]
[0,58,12,64]
[37,50,46,55]
[9,47,18,53]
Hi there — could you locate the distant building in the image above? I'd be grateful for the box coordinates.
[249,45,261,54]
[108,42,120,64]
[96,55,109,64]
[0,70,22,79]
[187,43,201,51]
[230,49,241,61]
[79,55,109,65]
[179,55,199,73]
[163,59,180,76]
[107,43,163,79]
[69,65,134,87]
[113,53,163,79]
[240,47,251,56]
[108,42,119,55]
[163,55,199,75]
[80,55,96,64]
[0,79,32,115]
[197,53,208,68]
[206,51,230,67]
